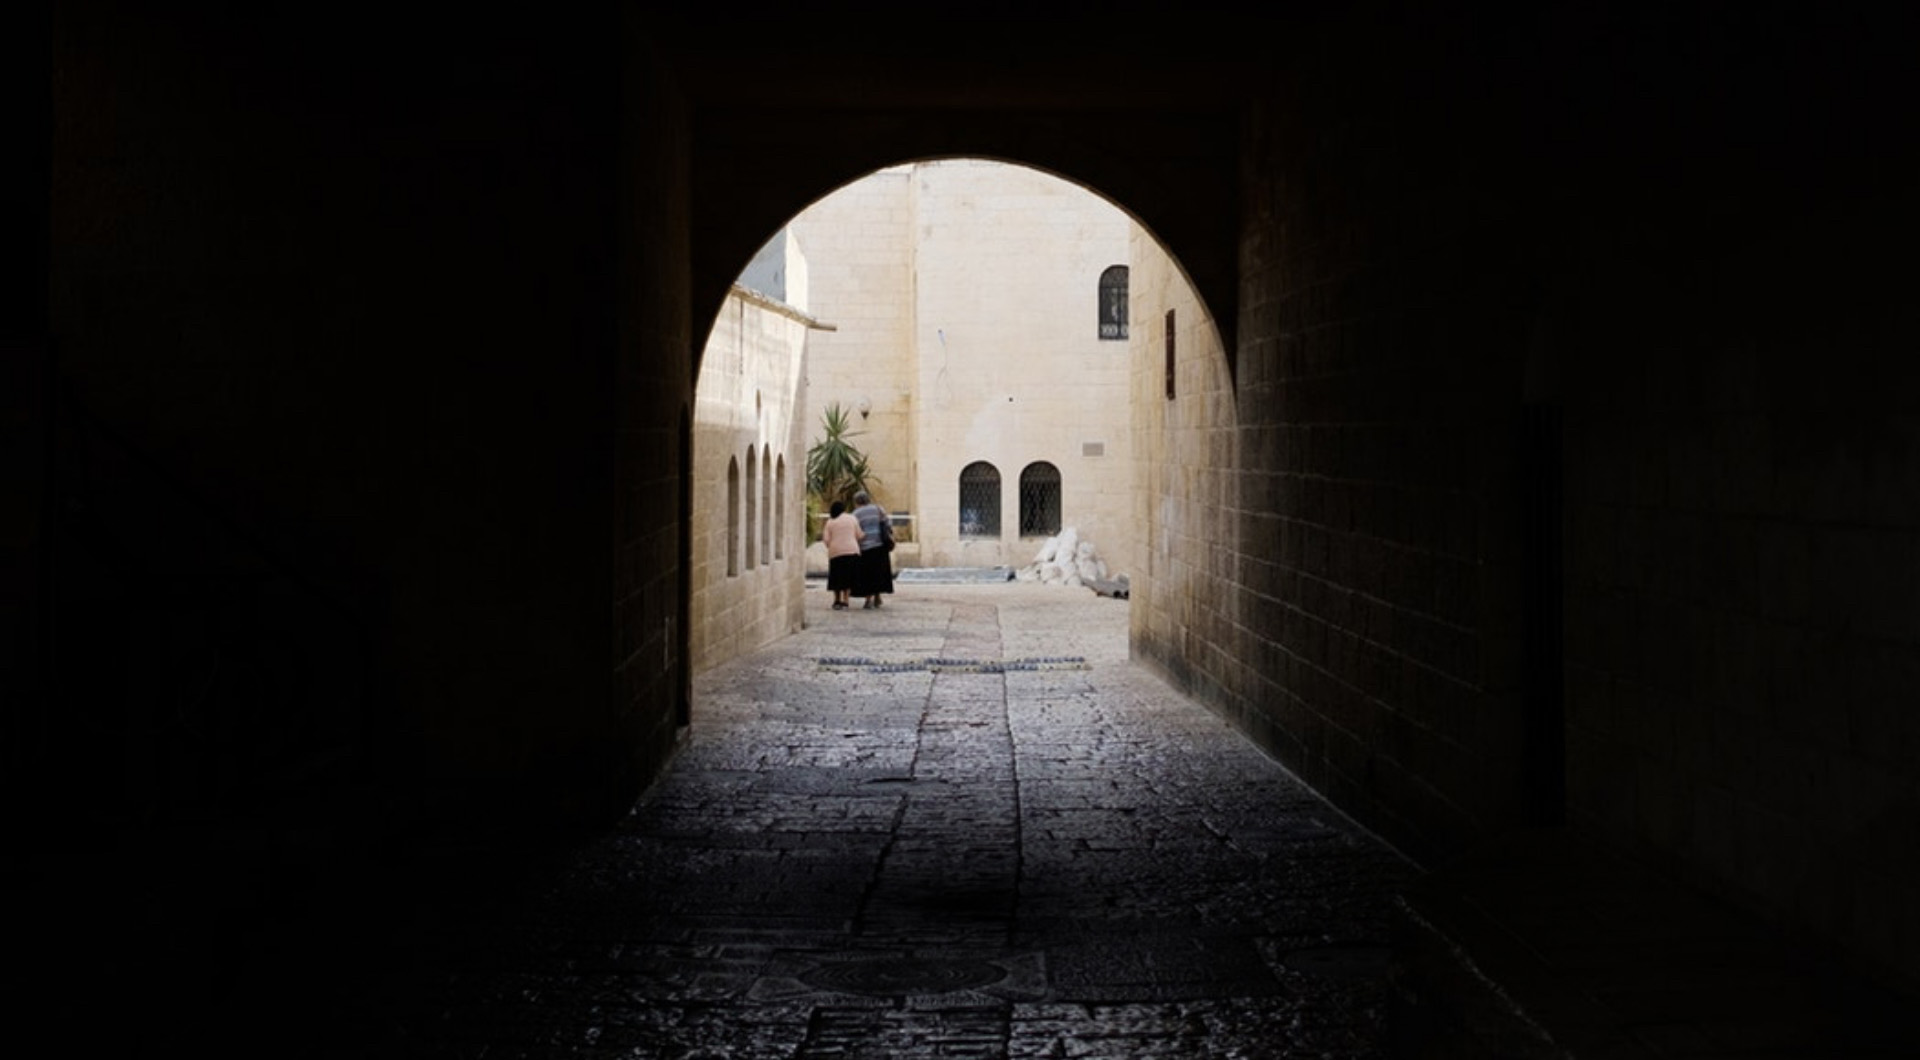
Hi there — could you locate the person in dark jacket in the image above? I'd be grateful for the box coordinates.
[850,490,894,608]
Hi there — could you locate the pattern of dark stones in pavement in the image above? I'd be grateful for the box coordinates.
[374,584,1417,1058]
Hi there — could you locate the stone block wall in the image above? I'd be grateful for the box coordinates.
[1120,2,1920,993]
[1130,12,1535,863]
[1129,231,1238,709]
[1558,194,1920,985]
[48,1,658,828]
[786,168,919,515]
[616,7,697,807]
[690,286,811,673]
[38,2,681,1032]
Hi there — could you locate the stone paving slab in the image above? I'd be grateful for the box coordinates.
[352,583,1419,1057]
[163,582,1920,1058]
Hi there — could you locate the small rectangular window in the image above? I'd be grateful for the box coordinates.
[1164,309,1177,400]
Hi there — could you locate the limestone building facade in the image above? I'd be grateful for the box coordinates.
[688,229,820,673]
[789,161,1139,576]
[1126,227,1236,695]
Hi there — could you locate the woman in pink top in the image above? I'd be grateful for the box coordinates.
[820,499,865,610]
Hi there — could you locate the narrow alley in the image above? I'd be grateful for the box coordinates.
[348,583,1418,1057]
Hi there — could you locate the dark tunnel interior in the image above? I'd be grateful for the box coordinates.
[10,2,1920,1054]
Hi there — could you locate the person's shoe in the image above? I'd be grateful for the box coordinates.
[832,601,847,610]
[862,599,874,609]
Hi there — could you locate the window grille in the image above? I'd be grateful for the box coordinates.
[1099,265,1129,340]
[1019,461,1062,537]
[958,462,1001,537]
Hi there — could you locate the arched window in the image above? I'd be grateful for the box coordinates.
[726,456,740,577]
[744,446,757,570]
[1019,461,1062,536]
[1098,265,1128,340]
[958,462,1001,538]
[774,456,787,560]
[761,446,772,566]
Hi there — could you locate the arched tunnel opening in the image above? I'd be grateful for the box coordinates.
[686,157,1224,683]
[21,3,1920,1054]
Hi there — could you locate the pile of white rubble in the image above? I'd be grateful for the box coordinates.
[1015,527,1114,588]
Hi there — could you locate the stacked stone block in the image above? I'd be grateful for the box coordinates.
[690,284,814,673]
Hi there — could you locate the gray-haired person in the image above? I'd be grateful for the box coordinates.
[850,490,894,608]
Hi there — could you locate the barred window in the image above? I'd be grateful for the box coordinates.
[1019,461,1062,537]
[958,462,1001,538]
[761,446,772,566]
[1098,265,1128,340]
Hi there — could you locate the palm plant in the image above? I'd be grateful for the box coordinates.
[806,402,877,512]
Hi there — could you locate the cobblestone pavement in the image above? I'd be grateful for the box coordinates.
[370,583,1418,1058]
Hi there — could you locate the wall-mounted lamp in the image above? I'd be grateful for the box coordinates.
[856,396,872,419]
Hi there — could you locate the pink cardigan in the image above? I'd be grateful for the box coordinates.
[821,513,864,558]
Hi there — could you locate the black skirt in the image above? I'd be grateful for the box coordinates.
[827,553,860,591]
[853,547,893,597]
